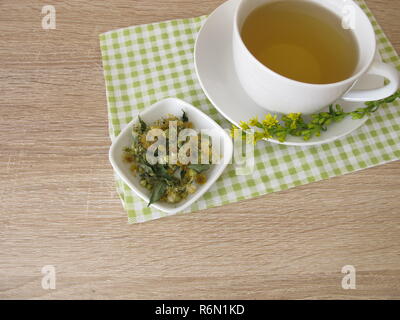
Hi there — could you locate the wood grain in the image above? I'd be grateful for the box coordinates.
[0,0,399,300]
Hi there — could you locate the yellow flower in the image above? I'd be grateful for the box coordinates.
[287,113,301,121]
[286,112,302,129]
[239,121,250,130]
[262,114,278,128]
[248,116,259,127]
[254,131,266,144]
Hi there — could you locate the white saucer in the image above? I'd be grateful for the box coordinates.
[194,0,383,146]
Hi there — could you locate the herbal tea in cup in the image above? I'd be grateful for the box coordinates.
[232,0,399,114]
[241,1,358,84]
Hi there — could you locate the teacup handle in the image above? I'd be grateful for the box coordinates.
[342,61,399,102]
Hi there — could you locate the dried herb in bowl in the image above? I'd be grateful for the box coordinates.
[123,112,212,206]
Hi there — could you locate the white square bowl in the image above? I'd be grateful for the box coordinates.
[109,98,233,215]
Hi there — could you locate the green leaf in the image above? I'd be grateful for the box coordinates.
[336,104,343,113]
[139,163,154,176]
[187,163,211,173]
[154,164,177,182]
[181,110,189,122]
[370,105,379,112]
[138,115,147,132]
[180,169,186,180]
[148,181,167,206]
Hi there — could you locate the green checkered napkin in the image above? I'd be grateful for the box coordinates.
[100,0,400,223]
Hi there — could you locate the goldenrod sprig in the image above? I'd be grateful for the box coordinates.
[232,89,400,143]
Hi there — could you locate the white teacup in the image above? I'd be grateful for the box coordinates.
[232,0,399,114]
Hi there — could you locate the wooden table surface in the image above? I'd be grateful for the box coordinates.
[1,0,399,300]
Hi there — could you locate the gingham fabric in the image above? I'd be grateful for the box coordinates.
[99,0,399,223]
